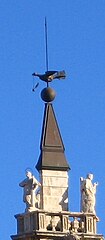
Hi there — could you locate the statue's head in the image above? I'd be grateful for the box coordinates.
[87,173,93,180]
[26,170,32,179]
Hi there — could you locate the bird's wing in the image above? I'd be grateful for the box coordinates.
[45,71,57,76]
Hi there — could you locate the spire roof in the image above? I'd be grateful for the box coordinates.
[36,103,70,171]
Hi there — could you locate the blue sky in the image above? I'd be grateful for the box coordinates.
[0,1,105,239]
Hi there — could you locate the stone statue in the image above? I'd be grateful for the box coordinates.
[19,170,41,212]
[80,173,98,214]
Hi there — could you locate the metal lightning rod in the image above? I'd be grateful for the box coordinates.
[45,17,49,87]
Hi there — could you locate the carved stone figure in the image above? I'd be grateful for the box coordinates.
[80,173,98,214]
[19,170,41,212]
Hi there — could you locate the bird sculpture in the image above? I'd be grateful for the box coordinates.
[32,70,66,82]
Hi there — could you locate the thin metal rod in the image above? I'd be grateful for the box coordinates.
[45,17,49,72]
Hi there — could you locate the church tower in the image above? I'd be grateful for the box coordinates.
[11,82,104,240]
[11,20,104,240]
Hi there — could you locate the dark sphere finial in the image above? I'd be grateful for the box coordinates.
[41,87,56,102]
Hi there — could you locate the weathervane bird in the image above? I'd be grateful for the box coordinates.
[32,70,66,82]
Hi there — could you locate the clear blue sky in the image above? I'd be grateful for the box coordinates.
[0,1,105,239]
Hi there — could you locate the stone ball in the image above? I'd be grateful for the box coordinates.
[41,87,56,102]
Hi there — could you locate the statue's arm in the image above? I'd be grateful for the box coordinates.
[19,179,26,187]
[32,177,41,188]
[93,182,98,193]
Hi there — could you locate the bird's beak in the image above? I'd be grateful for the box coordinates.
[32,73,35,76]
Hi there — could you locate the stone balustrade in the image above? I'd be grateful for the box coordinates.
[15,210,99,236]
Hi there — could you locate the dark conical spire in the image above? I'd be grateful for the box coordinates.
[36,103,70,171]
